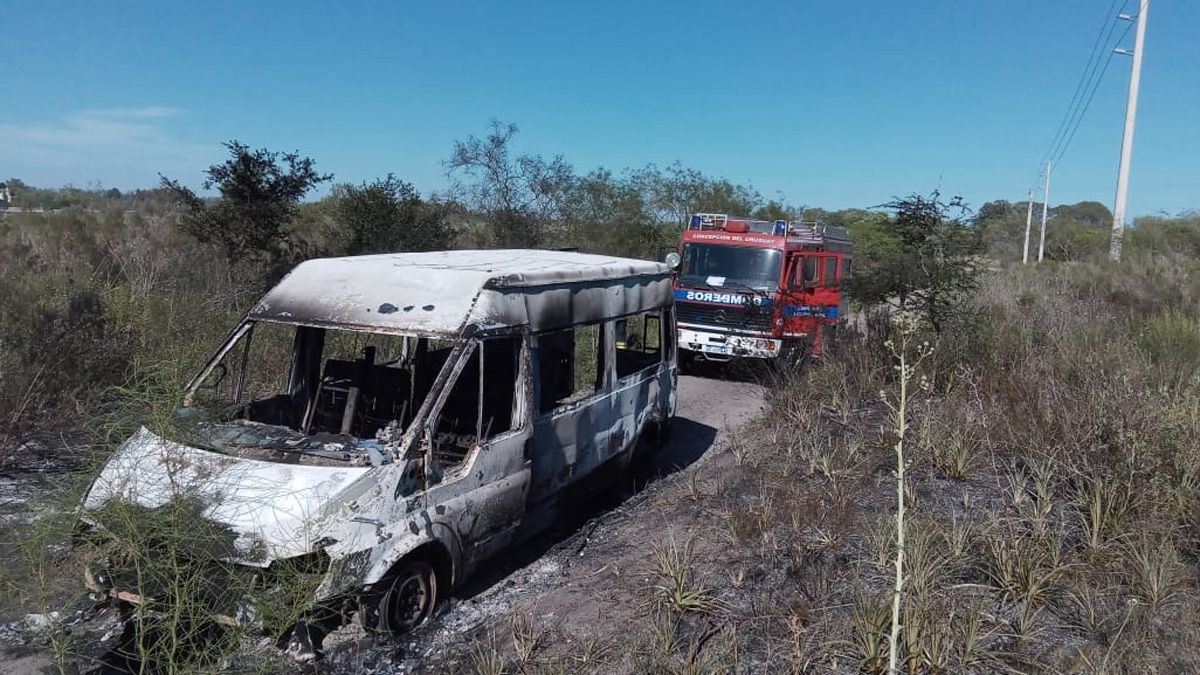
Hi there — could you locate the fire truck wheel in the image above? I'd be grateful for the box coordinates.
[822,324,838,354]
[678,351,695,374]
[775,342,808,374]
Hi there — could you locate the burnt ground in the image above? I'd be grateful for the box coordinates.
[314,370,768,673]
[0,370,768,674]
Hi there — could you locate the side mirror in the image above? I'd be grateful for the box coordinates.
[664,252,681,270]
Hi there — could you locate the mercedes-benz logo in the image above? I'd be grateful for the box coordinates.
[714,309,728,323]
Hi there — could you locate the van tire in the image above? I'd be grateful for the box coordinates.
[360,558,439,635]
[653,418,673,449]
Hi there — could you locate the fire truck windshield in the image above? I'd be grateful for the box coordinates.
[680,244,782,290]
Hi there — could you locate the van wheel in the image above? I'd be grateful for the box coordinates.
[653,418,673,449]
[360,559,438,634]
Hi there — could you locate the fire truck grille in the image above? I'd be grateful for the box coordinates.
[676,301,773,332]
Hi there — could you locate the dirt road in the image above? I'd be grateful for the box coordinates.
[322,371,768,673]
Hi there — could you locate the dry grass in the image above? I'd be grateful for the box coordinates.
[647,537,722,616]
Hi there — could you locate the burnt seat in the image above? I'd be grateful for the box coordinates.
[310,359,411,438]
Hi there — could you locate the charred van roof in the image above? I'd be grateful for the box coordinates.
[248,249,671,336]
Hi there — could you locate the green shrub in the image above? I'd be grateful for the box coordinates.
[1141,312,1200,385]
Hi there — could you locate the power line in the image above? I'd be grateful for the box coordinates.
[1050,19,1136,168]
[1026,2,1127,213]
[1039,0,1127,168]
[1024,1,1134,240]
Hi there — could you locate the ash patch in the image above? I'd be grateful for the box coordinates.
[0,433,90,526]
[0,604,125,674]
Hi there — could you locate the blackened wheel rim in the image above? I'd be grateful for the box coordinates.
[371,560,437,634]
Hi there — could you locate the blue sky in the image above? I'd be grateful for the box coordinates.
[2,1,1196,216]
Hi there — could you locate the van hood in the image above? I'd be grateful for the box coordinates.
[83,427,371,565]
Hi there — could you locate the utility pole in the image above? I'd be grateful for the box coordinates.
[1109,0,1149,262]
[1038,161,1051,263]
[1022,189,1034,264]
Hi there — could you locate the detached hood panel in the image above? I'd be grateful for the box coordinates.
[84,427,371,565]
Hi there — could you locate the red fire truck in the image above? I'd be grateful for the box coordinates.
[667,213,852,367]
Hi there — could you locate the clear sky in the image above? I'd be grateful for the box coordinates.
[2,1,1196,216]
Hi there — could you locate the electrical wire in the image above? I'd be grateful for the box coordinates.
[1041,1,1132,166]
[1050,18,1137,168]
[1039,0,1126,168]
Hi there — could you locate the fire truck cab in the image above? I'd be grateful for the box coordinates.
[669,213,852,366]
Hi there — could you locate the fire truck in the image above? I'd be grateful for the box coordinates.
[666,213,852,367]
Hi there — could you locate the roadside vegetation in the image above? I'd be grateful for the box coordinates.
[442,247,1200,674]
[2,123,1200,672]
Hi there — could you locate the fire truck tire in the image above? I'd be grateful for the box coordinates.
[678,351,696,374]
[775,341,808,373]
[821,324,839,355]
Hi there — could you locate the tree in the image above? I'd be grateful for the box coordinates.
[628,162,762,225]
[446,121,574,248]
[555,168,656,257]
[1043,220,1107,262]
[847,191,983,333]
[445,121,792,255]
[752,200,796,222]
[974,199,1029,262]
[1129,213,1200,259]
[1055,201,1112,227]
[331,175,454,255]
[161,141,332,266]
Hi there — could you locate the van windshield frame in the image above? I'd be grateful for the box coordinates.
[180,320,473,460]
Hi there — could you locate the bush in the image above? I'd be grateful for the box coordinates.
[1141,311,1200,386]
[845,191,983,333]
[328,175,454,255]
[1129,214,1200,259]
[0,209,256,437]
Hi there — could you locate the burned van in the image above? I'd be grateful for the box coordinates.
[81,249,676,653]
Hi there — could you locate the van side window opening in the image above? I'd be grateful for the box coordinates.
[191,321,314,429]
[430,336,520,471]
[615,310,663,379]
[536,323,605,413]
[824,256,839,287]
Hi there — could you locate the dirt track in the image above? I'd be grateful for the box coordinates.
[322,371,768,673]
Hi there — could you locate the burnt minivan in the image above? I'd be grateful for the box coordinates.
[82,249,676,654]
